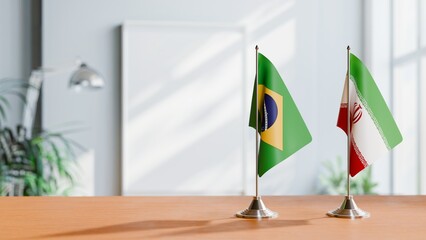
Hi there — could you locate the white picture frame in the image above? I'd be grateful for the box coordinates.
[121,21,248,195]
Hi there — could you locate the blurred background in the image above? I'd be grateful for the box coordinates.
[0,0,424,196]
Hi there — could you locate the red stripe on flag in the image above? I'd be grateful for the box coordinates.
[350,139,368,177]
[338,104,368,177]
[337,104,348,134]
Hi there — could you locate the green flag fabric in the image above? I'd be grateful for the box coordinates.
[249,53,312,177]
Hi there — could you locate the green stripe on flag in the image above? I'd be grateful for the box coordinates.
[350,53,403,149]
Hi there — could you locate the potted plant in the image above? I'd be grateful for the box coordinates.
[0,79,80,196]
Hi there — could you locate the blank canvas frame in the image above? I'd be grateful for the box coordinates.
[121,21,248,195]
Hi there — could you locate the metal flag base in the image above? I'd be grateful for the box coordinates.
[327,195,370,219]
[236,196,278,219]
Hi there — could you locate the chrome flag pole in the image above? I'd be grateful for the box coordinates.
[327,46,369,219]
[236,45,277,219]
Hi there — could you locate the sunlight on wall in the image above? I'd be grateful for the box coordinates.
[121,0,306,195]
[393,62,418,194]
[257,19,295,68]
[172,31,244,79]
[241,0,294,31]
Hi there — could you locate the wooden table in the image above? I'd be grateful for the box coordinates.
[1,196,425,239]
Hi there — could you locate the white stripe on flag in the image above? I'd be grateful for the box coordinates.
[349,80,388,166]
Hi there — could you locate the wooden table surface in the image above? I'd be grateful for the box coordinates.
[1,196,426,239]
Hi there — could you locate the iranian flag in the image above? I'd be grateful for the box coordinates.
[337,53,403,177]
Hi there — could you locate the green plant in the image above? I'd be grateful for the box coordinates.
[0,78,81,196]
[0,126,82,196]
[318,156,378,195]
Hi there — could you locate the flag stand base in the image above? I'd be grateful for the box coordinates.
[327,195,370,219]
[236,196,278,219]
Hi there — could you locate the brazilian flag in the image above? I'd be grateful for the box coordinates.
[249,53,312,177]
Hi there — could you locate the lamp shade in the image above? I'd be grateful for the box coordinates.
[69,63,104,90]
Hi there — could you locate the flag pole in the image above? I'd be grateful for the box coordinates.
[346,45,351,198]
[326,46,369,219]
[236,45,277,219]
[255,45,259,198]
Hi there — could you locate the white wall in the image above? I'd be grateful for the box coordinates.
[365,0,426,195]
[42,0,363,195]
[0,0,31,127]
